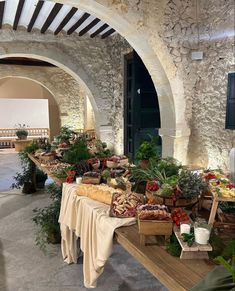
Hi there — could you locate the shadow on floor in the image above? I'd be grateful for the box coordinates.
[0,239,8,291]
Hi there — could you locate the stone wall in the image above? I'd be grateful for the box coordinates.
[0,28,132,152]
[0,65,90,137]
[1,0,234,168]
[160,0,235,169]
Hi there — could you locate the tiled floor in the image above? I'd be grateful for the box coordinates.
[0,150,167,291]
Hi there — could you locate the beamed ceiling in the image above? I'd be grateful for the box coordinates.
[0,0,116,38]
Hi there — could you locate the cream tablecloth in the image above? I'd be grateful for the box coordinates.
[59,183,136,288]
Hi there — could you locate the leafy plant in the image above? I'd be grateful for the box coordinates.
[55,126,74,143]
[94,139,112,157]
[219,202,235,214]
[166,234,181,257]
[11,151,35,192]
[178,169,206,199]
[135,136,160,160]
[63,138,91,164]
[215,240,235,282]
[15,123,29,139]
[157,157,182,177]
[32,183,62,252]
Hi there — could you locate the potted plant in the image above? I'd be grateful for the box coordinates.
[135,136,160,168]
[55,126,74,145]
[63,138,91,164]
[35,168,48,189]
[11,143,39,194]
[11,160,36,194]
[33,183,62,252]
[15,123,29,140]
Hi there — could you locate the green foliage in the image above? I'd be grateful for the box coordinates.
[94,139,112,157]
[178,169,206,199]
[166,234,181,257]
[63,138,91,164]
[55,126,74,143]
[35,168,47,183]
[156,157,182,177]
[16,129,28,138]
[219,202,235,214]
[135,136,160,160]
[209,229,225,259]
[11,143,39,190]
[130,157,181,185]
[32,183,62,253]
[215,240,235,282]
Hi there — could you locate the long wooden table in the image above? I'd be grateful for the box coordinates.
[28,154,214,291]
[28,154,64,186]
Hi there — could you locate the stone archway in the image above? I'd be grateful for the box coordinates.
[0,76,61,138]
[0,64,96,138]
[49,0,191,163]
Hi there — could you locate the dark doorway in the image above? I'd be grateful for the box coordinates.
[124,51,161,160]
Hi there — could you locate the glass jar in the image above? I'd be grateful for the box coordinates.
[194,221,211,245]
[180,222,191,235]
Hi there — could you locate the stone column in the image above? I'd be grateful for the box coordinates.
[97,125,114,150]
[159,127,191,165]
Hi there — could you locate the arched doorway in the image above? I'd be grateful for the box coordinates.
[49,0,190,163]
[0,76,60,138]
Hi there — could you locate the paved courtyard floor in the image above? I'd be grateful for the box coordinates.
[0,149,167,291]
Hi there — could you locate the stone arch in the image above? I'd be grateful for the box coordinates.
[50,0,190,163]
[0,76,61,138]
[0,51,100,133]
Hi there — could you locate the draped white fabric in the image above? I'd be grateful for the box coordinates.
[59,183,136,288]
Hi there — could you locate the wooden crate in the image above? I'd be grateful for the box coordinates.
[138,218,173,245]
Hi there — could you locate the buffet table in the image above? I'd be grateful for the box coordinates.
[27,154,215,290]
[59,183,214,290]
[59,183,136,288]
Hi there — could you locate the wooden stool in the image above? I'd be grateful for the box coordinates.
[174,228,212,259]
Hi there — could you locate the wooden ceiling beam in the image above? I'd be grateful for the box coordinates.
[41,3,63,33]
[13,0,25,30]
[27,0,44,32]
[90,23,108,38]
[54,7,77,35]
[101,28,115,39]
[67,12,90,35]
[0,1,5,29]
[79,17,100,36]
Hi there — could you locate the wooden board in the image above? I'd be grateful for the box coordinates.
[115,224,214,291]
[28,154,64,186]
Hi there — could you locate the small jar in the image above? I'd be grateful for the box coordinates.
[76,177,82,184]
[194,222,211,245]
[180,222,191,235]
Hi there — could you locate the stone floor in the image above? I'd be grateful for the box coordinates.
[0,149,167,291]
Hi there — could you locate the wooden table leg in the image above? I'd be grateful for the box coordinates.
[208,198,219,225]
[140,234,145,246]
